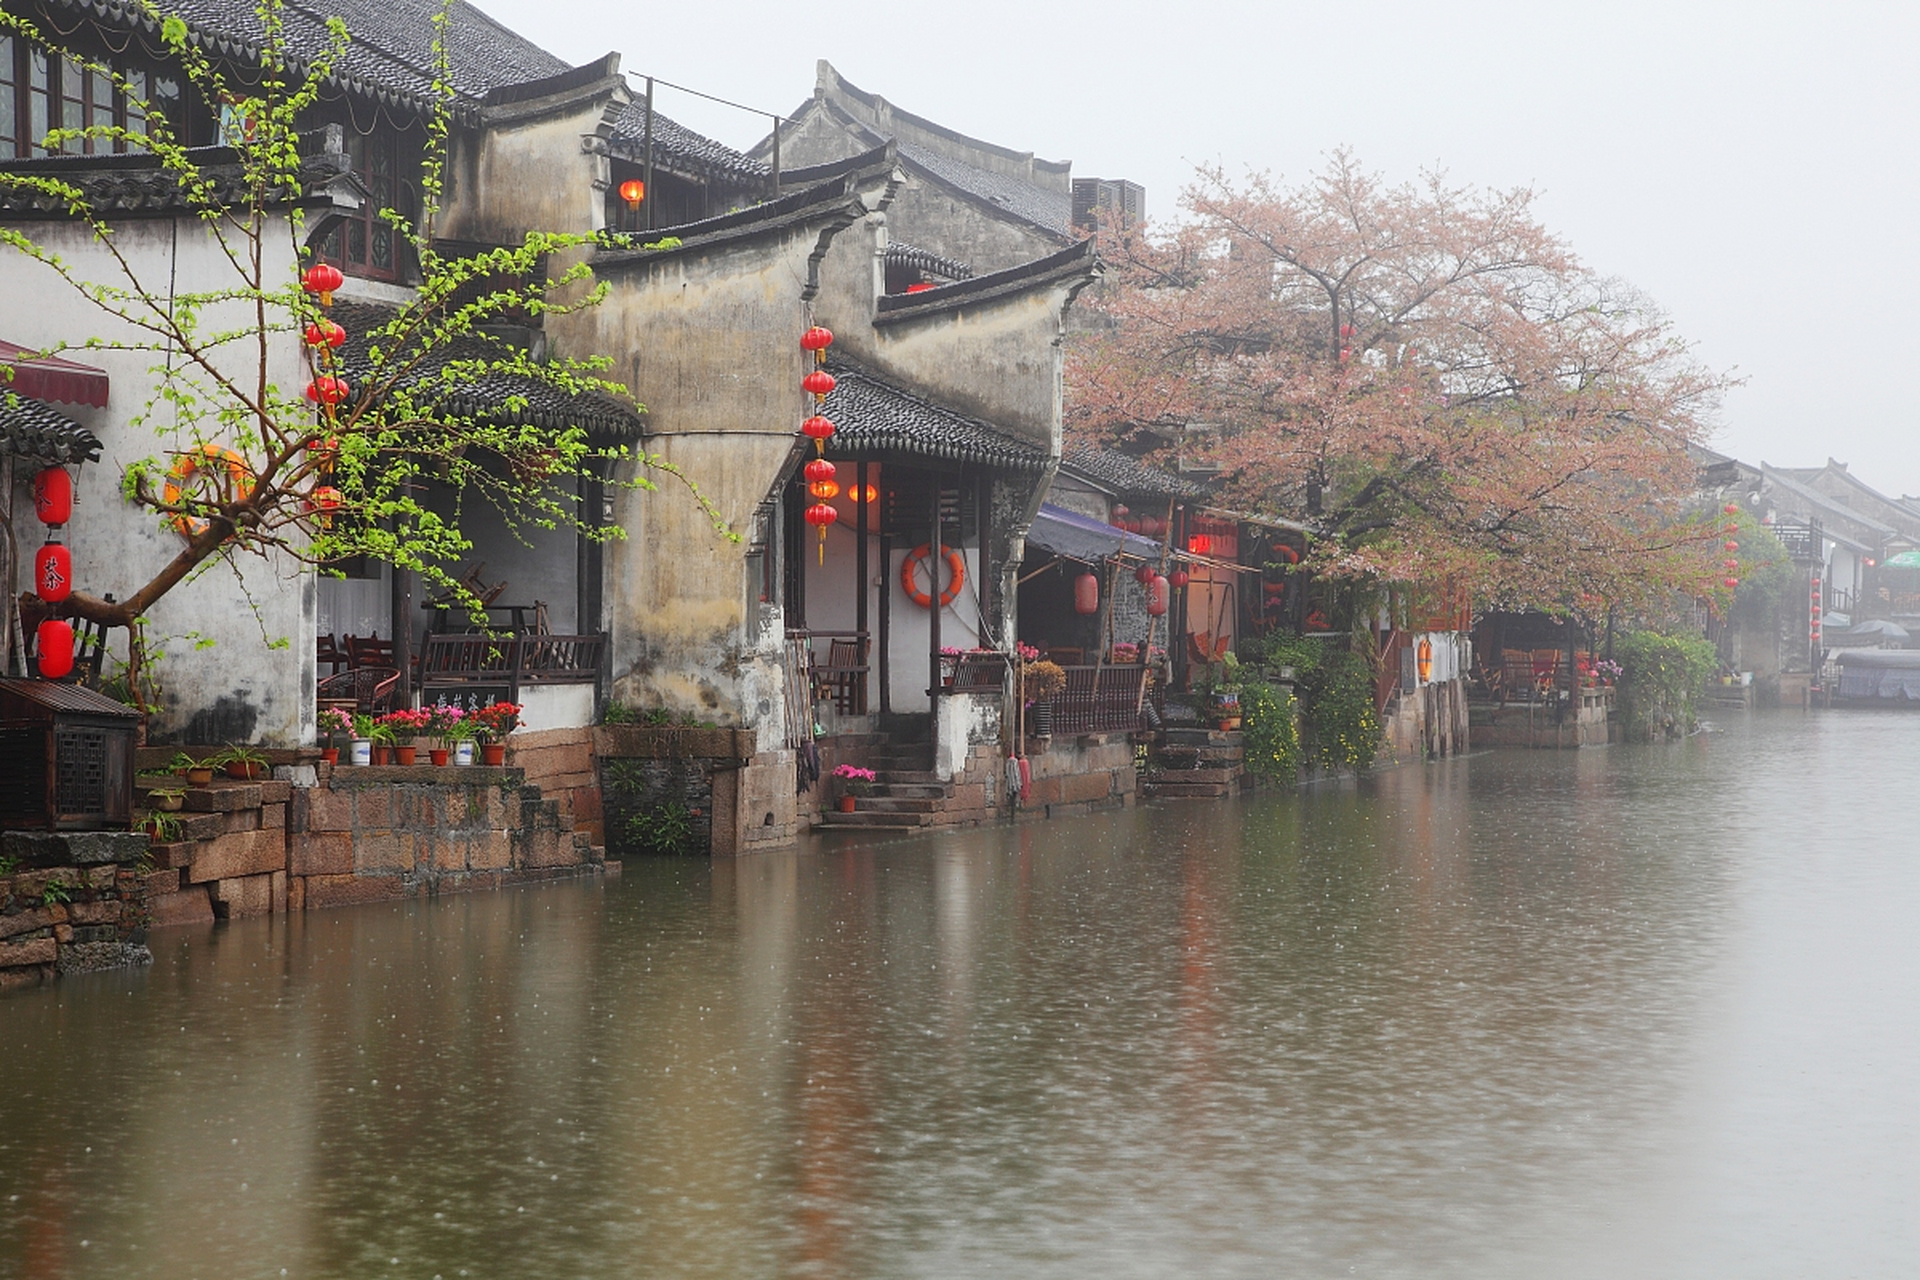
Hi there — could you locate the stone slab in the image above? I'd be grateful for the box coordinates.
[302,874,408,910]
[213,875,274,919]
[0,830,152,867]
[290,832,353,877]
[0,937,59,968]
[186,829,285,883]
[184,783,263,813]
[148,886,215,929]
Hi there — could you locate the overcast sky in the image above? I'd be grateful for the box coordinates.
[477,0,1920,497]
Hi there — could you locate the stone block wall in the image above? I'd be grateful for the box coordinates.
[0,830,157,991]
[1020,733,1137,818]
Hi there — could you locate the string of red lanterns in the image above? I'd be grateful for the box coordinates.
[300,260,350,531]
[798,325,839,562]
[30,463,76,676]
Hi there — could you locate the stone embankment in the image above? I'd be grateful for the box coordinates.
[0,829,158,991]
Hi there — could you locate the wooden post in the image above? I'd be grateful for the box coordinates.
[928,479,942,702]
[855,459,869,713]
[878,531,892,714]
[641,77,655,232]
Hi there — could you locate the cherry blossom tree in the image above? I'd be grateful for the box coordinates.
[1069,150,1735,615]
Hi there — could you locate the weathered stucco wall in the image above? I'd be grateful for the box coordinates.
[1,216,313,745]
[439,77,624,245]
[550,185,882,742]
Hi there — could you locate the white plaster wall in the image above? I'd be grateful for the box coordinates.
[0,215,313,745]
[519,683,595,732]
[934,691,1000,781]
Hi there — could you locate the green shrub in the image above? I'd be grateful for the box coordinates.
[1249,636,1381,773]
[624,803,697,856]
[1614,629,1717,740]
[1241,681,1301,784]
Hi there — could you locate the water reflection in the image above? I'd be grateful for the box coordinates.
[4,711,1917,1276]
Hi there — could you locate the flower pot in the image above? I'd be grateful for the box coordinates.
[481,743,506,766]
[185,767,214,786]
[1029,702,1054,738]
[394,745,417,766]
[372,746,392,766]
[838,795,858,813]
[350,739,372,767]
[1219,717,1242,732]
[429,748,450,767]
[454,741,475,767]
[320,747,339,766]
[226,761,265,780]
[150,792,183,812]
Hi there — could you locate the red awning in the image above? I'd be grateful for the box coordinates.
[0,339,109,408]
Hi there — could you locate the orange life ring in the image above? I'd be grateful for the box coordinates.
[1271,542,1301,564]
[161,444,254,538]
[901,543,965,608]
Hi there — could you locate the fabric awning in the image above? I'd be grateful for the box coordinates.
[0,340,109,408]
[1026,503,1164,563]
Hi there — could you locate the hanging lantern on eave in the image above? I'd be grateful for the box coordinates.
[302,261,344,307]
[36,619,75,679]
[805,501,837,564]
[1145,574,1169,617]
[618,178,645,211]
[1074,571,1100,615]
[1724,503,1740,515]
[802,369,836,399]
[305,375,350,406]
[1134,562,1157,586]
[801,326,833,357]
[34,542,73,603]
[1169,565,1189,589]
[33,466,73,526]
[1724,539,1739,552]
[1724,577,1740,589]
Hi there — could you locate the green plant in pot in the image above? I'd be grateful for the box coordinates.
[142,809,183,842]
[145,785,186,812]
[212,743,269,780]
[172,751,216,786]
[831,764,877,812]
[316,707,354,764]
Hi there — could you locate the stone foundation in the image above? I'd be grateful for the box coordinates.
[0,829,156,991]
[1019,733,1137,817]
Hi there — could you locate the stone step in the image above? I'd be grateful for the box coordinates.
[1161,727,1244,746]
[1147,781,1234,798]
[871,783,946,799]
[1157,745,1245,763]
[860,796,941,813]
[876,770,942,785]
[817,811,930,828]
[1150,766,1243,785]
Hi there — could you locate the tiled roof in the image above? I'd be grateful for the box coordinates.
[894,140,1071,238]
[51,0,570,111]
[0,149,357,218]
[331,302,643,439]
[821,364,1048,472]
[608,101,768,182]
[1061,445,1206,499]
[885,241,972,281]
[0,392,104,463]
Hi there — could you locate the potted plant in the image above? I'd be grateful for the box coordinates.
[1208,653,1244,730]
[1022,660,1066,739]
[380,708,429,765]
[214,744,270,780]
[316,706,353,765]
[470,701,522,765]
[443,714,478,766]
[423,703,466,765]
[142,809,183,843]
[145,785,186,812]
[172,751,215,786]
[348,712,380,766]
[832,764,876,813]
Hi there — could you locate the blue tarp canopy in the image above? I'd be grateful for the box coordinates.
[1835,648,1920,700]
[1026,503,1162,564]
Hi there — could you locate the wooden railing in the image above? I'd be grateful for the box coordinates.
[1045,664,1149,735]
[417,632,605,703]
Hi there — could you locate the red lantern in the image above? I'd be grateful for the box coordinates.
[304,318,346,349]
[804,501,837,565]
[1074,571,1100,616]
[34,542,73,602]
[1724,540,1739,552]
[302,261,344,306]
[618,178,645,210]
[801,414,835,455]
[1112,504,1129,520]
[802,370,836,398]
[33,467,73,526]
[800,326,834,354]
[804,458,836,485]
[305,376,350,406]
[1724,558,1739,570]
[1724,503,1739,515]
[1169,566,1189,589]
[35,619,75,679]
[1145,574,1169,617]
[809,479,840,500]
[1189,534,1211,556]
[1135,562,1157,585]
[1724,577,1739,589]
[311,486,343,511]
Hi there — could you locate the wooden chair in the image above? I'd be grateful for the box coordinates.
[815,637,870,715]
[1530,648,1563,696]
[347,634,396,669]
[316,633,351,677]
[316,664,401,715]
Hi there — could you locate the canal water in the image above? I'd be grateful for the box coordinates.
[4,709,1917,1278]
